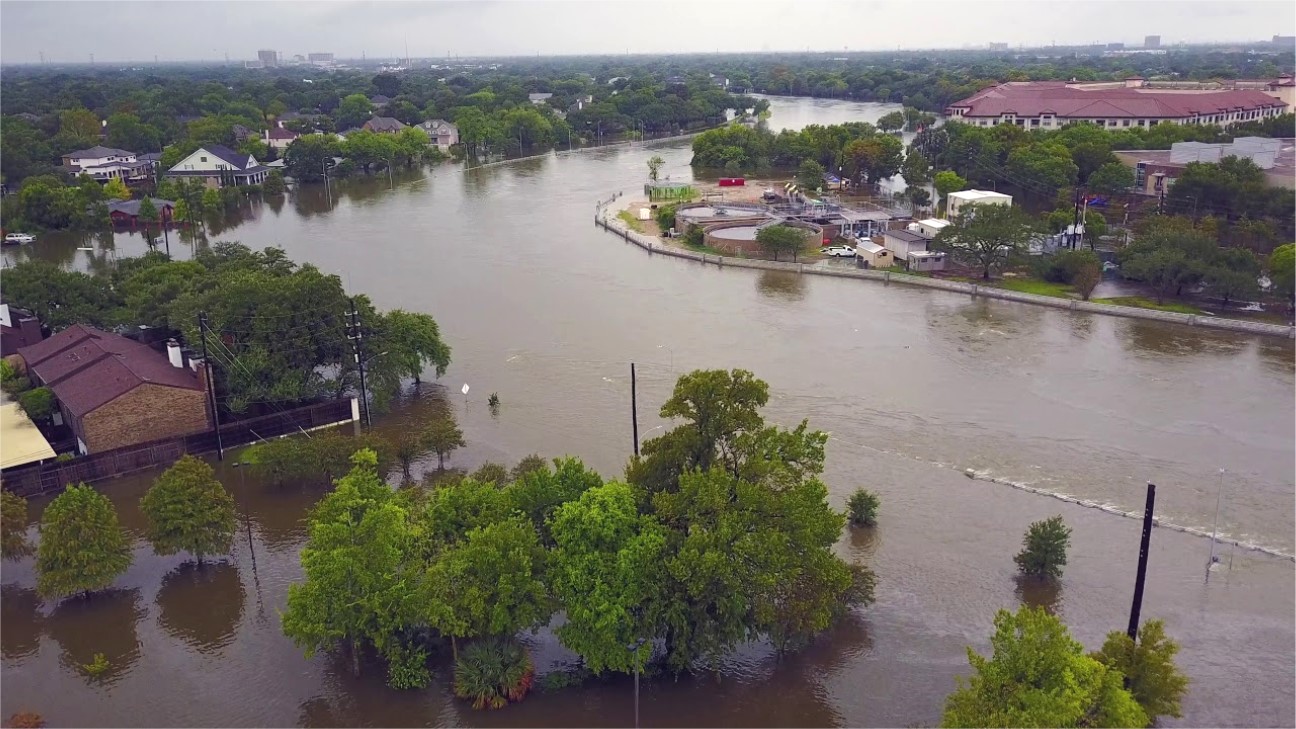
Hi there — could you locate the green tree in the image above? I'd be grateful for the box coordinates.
[36,484,133,599]
[507,456,603,545]
[263,169,286,195]
[1268,243,1294,305]
[374,310,452,384]
[1,491,33,560]
[847,488,880,526]
[1086,162,1135,195]
[16,387,54,423]
[1092,620,1189,724]
[841,134,904,185]
[626,369,866,668]
[1014,515,1070,579]
[337,94,375,130]
[907,186,932,213]
[105,112,162,153]
[934,170,968,207]
[647,155,665,182]
[795,159,827,192]
[943,606,1147,728]
[423,516,551,651]
[103,177,132,201]
[137,197,159,227]
[755,224,810,262]
[1005,142,1079,194]
[423,412,466,469]
[58,108,101,146]
[1073,256,1102,301]
[139,455,236,565]
[283,134,341,182]
[932,203,1034,279]
[282,450,416,677]
[549,481,669,674]
[901,150,932,188]
[1204,266,1259,307]
[0,260,116,328]
[876,111,905,133]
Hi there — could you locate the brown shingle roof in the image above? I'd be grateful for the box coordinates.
[18,325,202,418]
[948,82,1287,119]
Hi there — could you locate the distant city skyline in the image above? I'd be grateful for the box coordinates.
[1,0,1293,65]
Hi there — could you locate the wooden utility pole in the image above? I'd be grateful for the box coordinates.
[630,363,639,456]
[1127,483,1157,639]
[198,311,224,460]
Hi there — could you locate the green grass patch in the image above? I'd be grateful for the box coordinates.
[1093,296,1203,315]
[616,210,648,233]
[992,278,1075,298]
[683,240,735,257]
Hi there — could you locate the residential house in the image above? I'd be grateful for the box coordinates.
[881,229,931,263]
[0,304,45,356]
[854,240,892,269]
[567,95,595,113]
[946,190,1012,219]
[528,92,553,105]
[264,127,300,150]
[417,119,459,149]
[232,124,255,142]
[0,399,56,471]
[165,145,270,188]
[63,146,157,182]
[362,116,407,134]
[276,111,324,130]
[369,94,392,107]
[15,326,211,454]
[107,198,175,226]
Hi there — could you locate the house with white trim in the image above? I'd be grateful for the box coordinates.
[417,119,459,149]
[63,146,157,182]
[164,145,270,188]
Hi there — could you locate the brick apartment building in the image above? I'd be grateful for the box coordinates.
[15,325,211,454]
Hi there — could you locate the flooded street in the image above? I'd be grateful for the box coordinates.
[2,95,1293,727]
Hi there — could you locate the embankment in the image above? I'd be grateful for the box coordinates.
[595,196,1295,340]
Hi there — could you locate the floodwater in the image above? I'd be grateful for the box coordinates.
[2,96,1294,728]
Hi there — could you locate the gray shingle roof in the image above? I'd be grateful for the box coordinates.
[64,146,134,160]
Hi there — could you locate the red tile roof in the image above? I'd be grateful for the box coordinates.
[17,325,203,418]
[266,127,299,140]
[948,82,1287,119]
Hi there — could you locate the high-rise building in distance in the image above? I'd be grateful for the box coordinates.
[257,49,278,67]
[308,52,334,64]
[1144,35,1161,48]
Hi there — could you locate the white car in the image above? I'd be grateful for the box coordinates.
[822,245,857,258]
[3,232,35,245]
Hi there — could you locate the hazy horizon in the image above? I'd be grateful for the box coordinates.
[1,0,1293,65]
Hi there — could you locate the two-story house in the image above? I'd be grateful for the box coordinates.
[63,146,157,183]
[362,116,407,134]
[264,127,300,151]
[417,119,459,149]
[165,145,270,188]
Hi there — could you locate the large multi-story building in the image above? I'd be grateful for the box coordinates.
[1144,35,1161,48]
[946,79,1288,130]
[308,52,334,65]
[257,49,278,67]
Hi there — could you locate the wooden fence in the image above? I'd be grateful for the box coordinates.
[1,398,357,497]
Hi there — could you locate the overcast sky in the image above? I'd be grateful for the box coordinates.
[2,0,1292,64]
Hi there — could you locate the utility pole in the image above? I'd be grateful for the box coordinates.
[198,312,225,460]
[1126,483,1157,640]
[630,362,639,457]
[347,298,372,427]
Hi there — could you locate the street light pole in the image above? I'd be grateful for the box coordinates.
[627,637,647,729]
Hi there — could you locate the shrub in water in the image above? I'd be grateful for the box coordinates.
[847,489,880,527]
[453,638,536,710]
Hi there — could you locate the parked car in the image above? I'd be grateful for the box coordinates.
[3,232,35,245]
[822,245,857,258]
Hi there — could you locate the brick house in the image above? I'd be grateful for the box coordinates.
[16,325,211,454]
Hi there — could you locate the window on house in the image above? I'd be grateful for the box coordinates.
[1030,118,1040,126]
[1122,119,1130,126]
[201,156,208,162]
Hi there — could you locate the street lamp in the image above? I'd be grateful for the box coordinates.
[626,637,647,729]
[656,345,673,372]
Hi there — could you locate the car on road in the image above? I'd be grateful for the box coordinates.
[822,245,857,258]
[3,232,35,245]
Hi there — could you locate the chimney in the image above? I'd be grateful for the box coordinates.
[167,339,184,368]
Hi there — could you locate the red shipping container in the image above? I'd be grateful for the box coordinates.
[717,177,746,187]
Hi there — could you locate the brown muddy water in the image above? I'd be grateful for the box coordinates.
[2,95,1293,727]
